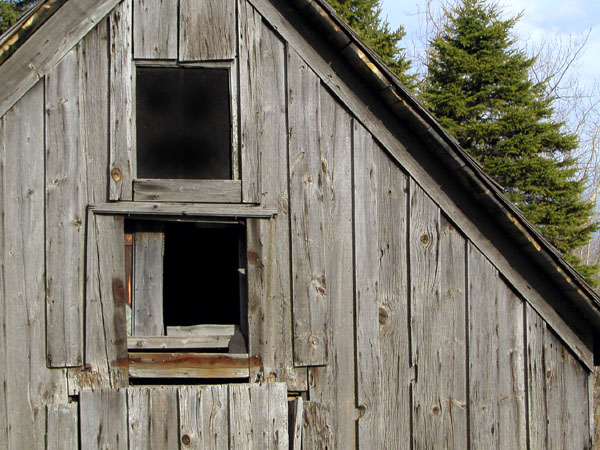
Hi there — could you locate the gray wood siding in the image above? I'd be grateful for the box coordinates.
[133,0,178,59]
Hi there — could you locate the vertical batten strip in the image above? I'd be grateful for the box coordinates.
[133,0,178,59]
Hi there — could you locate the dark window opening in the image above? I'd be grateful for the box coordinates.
[136,67,232,180]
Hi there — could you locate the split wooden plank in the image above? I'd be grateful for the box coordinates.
[354,122,411,449]
[109,0,135,200]
[1,82,67,449]
[80,389,128,450]
[46,403,78,450]
[45,46,86,367]
[302,401,333,449]
[133,179,242,202]
[468,245,526,449]
[0,0,121,118]
[180,0,236,61]
[128,335,232,350]
[306,86,355,448]
[128,387,179,450]
[133,0,178,59]
[132,225,164,336]
[242,3,307,391]
[229,384,252,449]
[289,398,303,450]
[288,48,328,366]
[410,183,468,449]
[84,212,128,388]
[179,385,229,449]
[91,201,277,218]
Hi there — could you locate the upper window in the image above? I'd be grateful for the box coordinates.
[136,67,232,180]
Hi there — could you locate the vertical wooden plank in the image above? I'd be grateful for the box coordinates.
[468,245,526,449]
[180,0,236,61]
[45,46,86,367]
[288,48,327,366]
[410,181,468,449]
[133,229,164,336]
[109,0,134,200]
[84,212,128,388]
[302,401,333,449]
[354,122,411,449]
[133,0,178,59]
[289,398,303,450]
[0,102,7,450]
[263,383,288,450]
[229,384,252,449]
[80,389,128,450]
[2,82,67,449]
[128,387,179,450]
[46,403,79,450]
[243,0,306,392]
[526,305,548,449]
[178,385,229,450]
[306,87,355,448]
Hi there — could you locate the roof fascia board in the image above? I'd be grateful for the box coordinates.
[0,0,121,118]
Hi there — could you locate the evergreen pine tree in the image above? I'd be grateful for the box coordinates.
[0,0,37,34]
[328,0,415,87]
[424,0,598,283]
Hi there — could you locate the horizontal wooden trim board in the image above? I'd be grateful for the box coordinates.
[90,202,277,218]
[128,352,260,378]
[127,336,232,350]
[133,179,242,202]
[166,324,236,336]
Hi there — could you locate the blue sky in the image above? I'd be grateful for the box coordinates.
[380,0,600,87]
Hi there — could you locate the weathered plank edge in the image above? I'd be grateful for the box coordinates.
[90,202,277,217]
[133,179,242,203]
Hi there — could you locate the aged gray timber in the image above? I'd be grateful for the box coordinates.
[289,397,303,450]
[0,103,5,450]
[468,245,526,449]
[1,82,67,449]
[180,0,236,61]
[46,404,78,450]
[0,0,120,117]
[179,385,229,449]
[302,401,333,449]
[91,201,277,218]
[354,122,410,449]
[133,0,177,59]
[410,183,467,449]
[526,305,547,449]
[167,324,236,337]
[133,179,242,202]
[109,0,134,200]
[45,47,85,367]
[288,48,328,366]
[127,335,233,350]
[243,2,307,390]
[133,228,164,336]
[306,86,355,448]
[128,387,179,449]
[128,352,254,378]
[84,212,128,388]
[80,389,128,450]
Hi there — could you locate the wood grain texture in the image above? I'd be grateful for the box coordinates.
[0,0,120,118]
[243,3,307,390]
[91,201,277,217]
[289,397,303,450]
[128,387,179,449]
[305,86,355,448]
[133,179,242,203]
[179,385,229,449]
[128,352,255,378]
[0,103,5,450]
[468,245,526,449]
[132,228,164,336]
[526,305,547,449]
[302,401,333,449]
[84,212,128,388]
[133,0,177,59]
[80,389,128,450]
[1,82,67,449]
[288,48,328,366]
[45,46,86,367]
[180,0,236,61]
[46,403,78,450]
[109,0,134,200]
[128,335,232,350]
[354,122,410,449]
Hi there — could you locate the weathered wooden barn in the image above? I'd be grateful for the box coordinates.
[1,0,600,448]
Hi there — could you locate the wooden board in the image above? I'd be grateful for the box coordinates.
[180,0,236,61]
[0,99,5,450]
[80,389,128,450]
[45,46,86,367]
[468,245,526,449]
[133,179,242,203]
[128,335,232,350]
[91,201,277,218]
[1,82,67,449]
[46,404,78,450]
[132,227,164,336]
[128,387,179,449]
[133,0,178,59]
[109,0,134,200]
[289,398,303,450]
[353,122,410,449]
[179,385,229,449]
[410,183,467,448]
[287,48,328,366]
[84,212,128,388]
[302,401,333,449]
[305,86,355,448]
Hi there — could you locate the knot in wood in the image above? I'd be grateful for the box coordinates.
[378,307,389,325]
[111,167,122,182]
[420,234,430,245]
[432,405,441,416]
[181,434,191,446]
